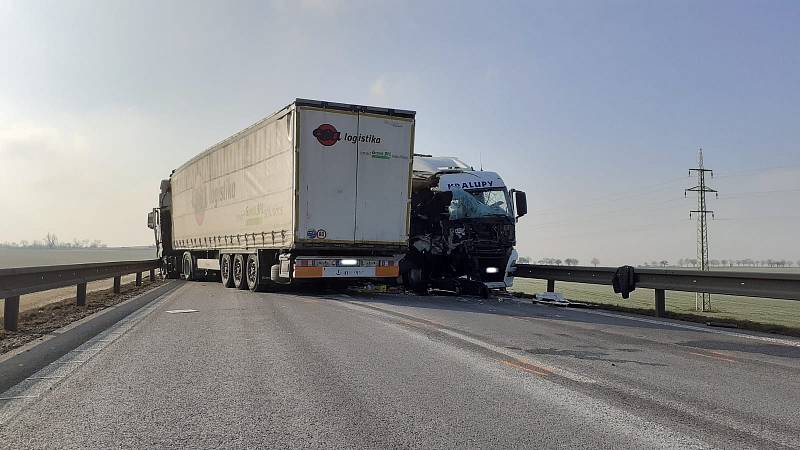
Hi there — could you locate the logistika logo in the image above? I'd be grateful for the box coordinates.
[313,123,383,147]
[313,124,341,146]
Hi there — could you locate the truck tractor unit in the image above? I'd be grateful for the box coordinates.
[148,99,416,290]
[400,155,527,296]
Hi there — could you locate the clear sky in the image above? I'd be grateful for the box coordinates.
[1,0,798,265]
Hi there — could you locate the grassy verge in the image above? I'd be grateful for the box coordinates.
[1,277,166,355]
[510,278,800,337]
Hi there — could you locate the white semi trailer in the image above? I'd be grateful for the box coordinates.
[147,99,415,290]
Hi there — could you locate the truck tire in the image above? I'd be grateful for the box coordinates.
[270,264,280,282]
[181,252,195,281]
[405,267,428,296]
[232,254,248,290]
[220,254,234,288]
[246,254,263,292]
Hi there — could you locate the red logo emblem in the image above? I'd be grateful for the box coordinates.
[313,124,341,146]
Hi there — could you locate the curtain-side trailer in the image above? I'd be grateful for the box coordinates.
[147,99,415,290]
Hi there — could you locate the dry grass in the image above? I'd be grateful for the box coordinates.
[511,278,800,337]
[1,277,165,355]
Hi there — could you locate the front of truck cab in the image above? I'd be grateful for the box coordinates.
[436,171,520,289]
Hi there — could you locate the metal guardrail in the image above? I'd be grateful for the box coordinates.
[514,264,800,317]
[1,260,160,332]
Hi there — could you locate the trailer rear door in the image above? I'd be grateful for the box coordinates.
[354,115,413,243]
[296,108,359,242]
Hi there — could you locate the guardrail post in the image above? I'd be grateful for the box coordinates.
[135,272,142,286]
[113,276,121,294]
[149,269,156,282]
[654,289,666,317]
[547,279,555,293]
[76,283,87,306]
[4,296,20,331]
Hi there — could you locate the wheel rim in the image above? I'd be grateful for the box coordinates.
[222,257,229,280]
[234,258,243,283]
[247,258,257,286]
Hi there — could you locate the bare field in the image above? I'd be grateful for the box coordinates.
[0,247,158,317]
[0,277,166,355]
[511,277,800,331]
[0,247,156,269]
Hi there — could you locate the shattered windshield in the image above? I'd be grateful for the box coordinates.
[448,188,512,220]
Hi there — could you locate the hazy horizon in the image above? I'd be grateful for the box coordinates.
[2,0,798,266]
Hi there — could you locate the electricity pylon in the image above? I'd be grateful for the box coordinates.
[686,148,717,311]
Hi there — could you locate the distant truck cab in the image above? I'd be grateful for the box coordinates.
[402,155,527,296]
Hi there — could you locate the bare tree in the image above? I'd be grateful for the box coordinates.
[45,233,58,249]
[660,260,669,267]
[591,257,599,267]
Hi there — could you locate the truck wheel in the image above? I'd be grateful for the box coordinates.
[220,254,234,288]
[270,264,281,282]
[405,267,428,296]
[181,252,195,281]
[247,254,263,292]
[233,254,248,290]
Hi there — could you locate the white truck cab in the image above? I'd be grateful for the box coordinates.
[403,155,526,295]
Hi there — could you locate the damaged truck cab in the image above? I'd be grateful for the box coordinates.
[401,155,527,296]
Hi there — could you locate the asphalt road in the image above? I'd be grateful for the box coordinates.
[2,281,800,449]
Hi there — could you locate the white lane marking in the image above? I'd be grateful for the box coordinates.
[435,324,599,384]
[575,308,800,348]
[0,283,185,425]
[0,395,40,401]
[333,296,598,384]
[333,296,709,449]
[165,309,199,314]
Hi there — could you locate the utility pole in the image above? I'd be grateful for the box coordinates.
[686,148,717,311]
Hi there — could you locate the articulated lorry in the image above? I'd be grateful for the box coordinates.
[147,99,415,290]
[400,155,527,296]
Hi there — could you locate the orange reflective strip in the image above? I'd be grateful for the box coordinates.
[375,266,400,277]
[293,266,324,278]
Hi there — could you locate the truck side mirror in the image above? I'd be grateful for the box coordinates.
[513,190,527,218]
[147,211,158,229]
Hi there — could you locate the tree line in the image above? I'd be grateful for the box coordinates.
[641,258,799,268]
[0,233,106,249]
[517,256,595,266]
[516,256,798,269]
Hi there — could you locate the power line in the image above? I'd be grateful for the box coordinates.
[713,164,800,180]
[686,148,717,312]
[525,198,686,229]
[715,188,800,200]
[526,176,688,215]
